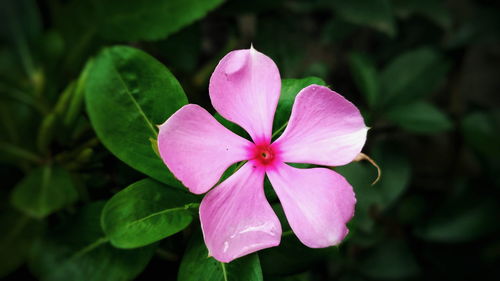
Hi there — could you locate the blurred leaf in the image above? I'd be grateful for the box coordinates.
[331,0,396,37]
[30,202,156,281]
[11,165,78,218]
[415,198,498,243]
[359,239,420,280]
[0,209,43,278]
[64,61,92,127]
[336,162,377,233]
[372,142,411,210]
[102,178,198,249]
[379,47,449,106]
[64,0,224,41]
[37,112,57,153]
[348,53,380,107]
[321,19,356,44]
[178,231,263,281]
[155,24,202,73]
[336,143,410,234]
[386,101,453,133]
[84,46,187,188]
[0,141,42,166]
[462,110,500,157]
[0,0,41,77]
[393,0,452,29]
[273,77,326,139]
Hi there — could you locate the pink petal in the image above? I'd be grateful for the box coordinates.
[158,104,252,194]
[267,163,356,248]
[200,162,281,263]
[274,85,368,166]
[209,47,281,143]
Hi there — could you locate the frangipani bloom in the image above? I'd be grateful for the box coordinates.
[158,47,368,263]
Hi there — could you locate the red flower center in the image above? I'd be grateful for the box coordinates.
[251,143,278,167]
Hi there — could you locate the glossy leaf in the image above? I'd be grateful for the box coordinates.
[0,209,43,278]
[348,52,380,107]
[386,101,453,133]
[10,165,78,218]
[30,202,156,281]
[84,46,187,188]
[379,47,449,106]
[178,231,264,281]
[273,77,326,139]
[102,178,198,248]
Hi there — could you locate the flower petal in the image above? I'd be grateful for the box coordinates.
[267,163,356,248]
[200,162,281,263]
[274,85,368,166]
[158,104,252,194]
[209,47,281,143]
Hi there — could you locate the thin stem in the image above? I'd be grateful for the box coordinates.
[71,237,109,260]
[272,121,288,139]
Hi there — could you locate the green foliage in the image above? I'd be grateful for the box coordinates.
[348,53,379,108]
[61,0,224,41]
[102,179,198,248]
[386,101,453,133]
[0,209,43,278]
[84,46,187,187]
[178,231,264,281]
[379,47,450,106]
[332,0,396,37]
[10,165,78,218]
[359,239,420,280]
[30,202,156,281]
[1,0,500,280]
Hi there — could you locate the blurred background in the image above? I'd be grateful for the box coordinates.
[1,0,499,280]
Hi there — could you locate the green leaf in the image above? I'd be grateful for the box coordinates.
[359,239,420,280]
[0,209,43,278]
[415,198,498,243]
[331,0,396,37]
[336,162,377,233]
[102,178,198,249]
[348,52,380,107]
[371,142,411,210]
[393,0,452,29]
[30,202,156,281]
[379,47,450,106]
[66,0,224,41]
[386,101,453,133]
[178,231,264,281]
[273,77,326,139]
[336,143,410,236]
[461,110,500,157]
[84,46,187,188]
[11,165,78,218]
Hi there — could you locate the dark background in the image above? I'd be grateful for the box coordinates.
[1,0,499,280]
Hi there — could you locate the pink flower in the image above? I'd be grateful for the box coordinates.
[157,47,368,263]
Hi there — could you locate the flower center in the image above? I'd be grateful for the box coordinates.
[251,143,277,167]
